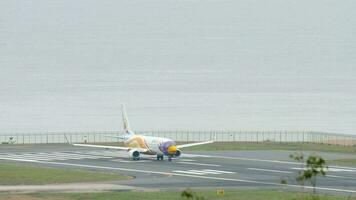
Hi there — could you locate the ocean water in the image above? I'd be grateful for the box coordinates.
[0,0,355,134]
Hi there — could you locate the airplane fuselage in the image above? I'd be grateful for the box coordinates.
[124,135,178,156]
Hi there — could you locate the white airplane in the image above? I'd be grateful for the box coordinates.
[72,105,213,161]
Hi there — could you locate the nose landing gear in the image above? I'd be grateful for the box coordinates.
[156,155,173,162]
[157,155,164,160]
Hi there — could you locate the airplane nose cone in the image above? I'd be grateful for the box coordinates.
[167,145,177,154]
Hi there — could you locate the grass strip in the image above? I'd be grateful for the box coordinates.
[0,162,130,185]
[1,190,355,200]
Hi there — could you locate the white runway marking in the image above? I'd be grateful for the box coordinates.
[75,151,122,157]
[182,154,212,158]
[203,169,236,174]
[326,175,356,180]
[178,162,221,167]
[7,152,111,160]
[247,168,293,174]
[0,152,115,161]
[178,159,196,162]
[328,165,356,171]
[187,153,304,165]
[110,159,152,163]
[173,169,235,175]
[1,157,356,194]
[188,170,221,175]
[173,170,208,175]
[247,167,356,180]
[292,167,356,172]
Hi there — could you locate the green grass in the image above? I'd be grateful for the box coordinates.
[0,162,130,185]
[180,142,356,153]
[1,190,355,200]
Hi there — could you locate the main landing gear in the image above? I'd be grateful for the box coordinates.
[157,155,164,161]
[156,155,173,162]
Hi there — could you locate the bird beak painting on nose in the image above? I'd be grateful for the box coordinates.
[167,145,177,154]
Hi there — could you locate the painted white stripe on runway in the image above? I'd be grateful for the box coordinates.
[0,153,113,161]
[178,162,221,167]
[4,151,116,159]
[326,175,356,180]
[0,152,79,159]
[5,153,103,160]
[187,154,300,165]
[189,170,221,175]
[0,154,53,159]
[182,154,212,158]
[292,167,355,172]
[61,152,115,158]
[42,155,105,161]
[178,159,196,162]
[114,160,152,163]
[0,155,63,160]
[202,169,235,174]
[173,169,235,175]
[247,168,293,174]
[329,165,356,171]
[110,159,152,163]
[1,157,356,194]
[173,170,206,175]
[57,153,113,158]
[327,175,351,179]
[75,151,119,157]
[0,153,104,160]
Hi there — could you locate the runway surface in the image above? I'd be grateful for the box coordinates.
[1,144,356,195]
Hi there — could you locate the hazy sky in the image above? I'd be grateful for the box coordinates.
[1,0,356,134]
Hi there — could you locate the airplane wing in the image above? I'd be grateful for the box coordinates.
[177,141,214,148]
[72,143,148,152]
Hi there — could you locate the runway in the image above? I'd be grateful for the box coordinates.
[1,144,356,195]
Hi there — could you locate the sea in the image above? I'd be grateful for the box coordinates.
[0,0,355,134]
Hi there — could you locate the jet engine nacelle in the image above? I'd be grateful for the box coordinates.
[128,149,140,160]
[173,149,181,158]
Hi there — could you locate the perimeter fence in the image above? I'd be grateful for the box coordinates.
[1,130,356,146]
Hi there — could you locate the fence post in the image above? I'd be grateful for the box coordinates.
[186,131,189,142]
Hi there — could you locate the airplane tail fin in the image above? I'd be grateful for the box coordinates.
[122,104,134,135]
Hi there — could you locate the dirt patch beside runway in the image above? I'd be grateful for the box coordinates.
[0,183,140,194]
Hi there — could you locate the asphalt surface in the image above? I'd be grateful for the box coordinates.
[0,144,356,196]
